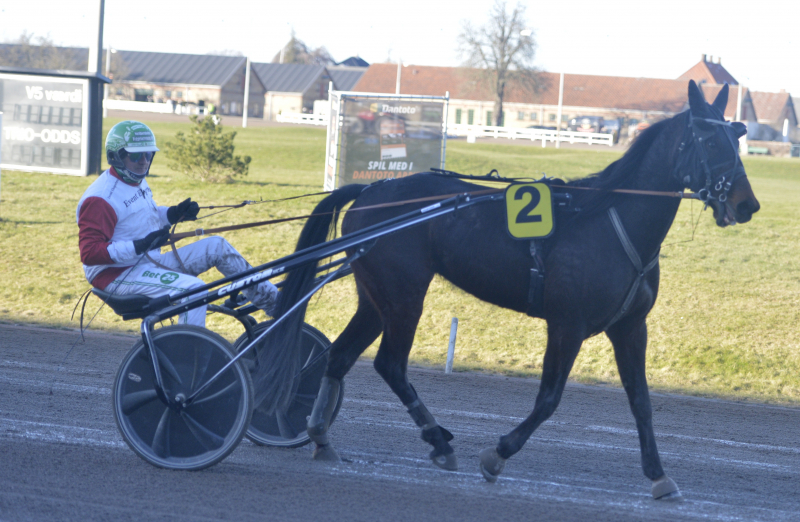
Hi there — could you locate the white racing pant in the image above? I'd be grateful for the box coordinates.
[104,236,278,326]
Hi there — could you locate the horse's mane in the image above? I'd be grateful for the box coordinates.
[563,116,676,219]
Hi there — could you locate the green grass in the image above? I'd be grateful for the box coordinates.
[1,117,799,405]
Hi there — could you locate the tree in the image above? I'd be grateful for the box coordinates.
[272,30,335,66]
[0,32,83,70]
[208,49,244,56]
[164,115,251,184]
[458,1,538,127]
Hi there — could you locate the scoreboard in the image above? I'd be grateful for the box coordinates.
[0,73,90,176]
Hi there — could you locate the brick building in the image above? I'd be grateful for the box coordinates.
[351,62,757,132]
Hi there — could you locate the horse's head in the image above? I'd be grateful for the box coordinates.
[682,80,760,227]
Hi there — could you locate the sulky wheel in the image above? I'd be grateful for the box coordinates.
[112,325,253,470]
[233,321,343,448]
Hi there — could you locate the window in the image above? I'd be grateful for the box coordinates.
[455,108,462,124]
[562,115,568,122]
[531,113,538,121]
[548,114,556,121]
[134,88,154,102]
[518,111,524,120]
[176,91,183,98]
[165,90,172,97]
[468,109,474,125]
[486,111,493,126]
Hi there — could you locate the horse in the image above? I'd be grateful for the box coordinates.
[256,80,760,500]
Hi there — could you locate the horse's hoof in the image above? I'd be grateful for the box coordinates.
[652,476,682,500]
[479,447,505,483]
[431,452,458,471]
[312,443,341,462]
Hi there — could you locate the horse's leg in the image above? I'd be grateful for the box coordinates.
[606,317,682,500]
[308,285,383,462]
[370,285,458,471]
[480,322,584,482]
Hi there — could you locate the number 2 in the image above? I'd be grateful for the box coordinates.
[515,186,542,223]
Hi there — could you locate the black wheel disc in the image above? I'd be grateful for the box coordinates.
[113,325,253,470]
[233,321,343,448]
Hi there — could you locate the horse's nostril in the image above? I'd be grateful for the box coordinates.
[736,199,760,220]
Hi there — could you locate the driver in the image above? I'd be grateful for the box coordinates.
[76,120,278,326]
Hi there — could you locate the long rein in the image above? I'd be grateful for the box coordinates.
[168,181,699,245]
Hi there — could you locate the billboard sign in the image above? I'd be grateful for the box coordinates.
[0,73,90,176]
[325,92,448,189]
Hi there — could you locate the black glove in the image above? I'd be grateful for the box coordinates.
[167,198,200,224]
[133,226,171,255]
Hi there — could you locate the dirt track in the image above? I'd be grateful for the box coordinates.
[1,322,799,521]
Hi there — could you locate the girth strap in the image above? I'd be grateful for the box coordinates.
[526,240,545,317]
[603,207,659,330]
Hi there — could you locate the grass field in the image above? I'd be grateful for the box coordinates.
[1,117,798,405]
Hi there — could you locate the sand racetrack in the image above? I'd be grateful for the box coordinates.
[1,323,799,521]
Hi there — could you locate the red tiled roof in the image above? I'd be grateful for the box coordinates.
[699,84,750,119]
[353,64,725,114]
[750,91,792,122]
[678,58,738,86]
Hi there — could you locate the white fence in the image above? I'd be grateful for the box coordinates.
[103,99,207,115]
[449,124,615,147]
[274,113,614,146]
[275,112,327,125]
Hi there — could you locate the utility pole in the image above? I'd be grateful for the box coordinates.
[243,57,250,128]
[555,72,564,149]
[87,0,104,74]
[396,61,402,95]
[736,84,743,122]
[103,46,115,118]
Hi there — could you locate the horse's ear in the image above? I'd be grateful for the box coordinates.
[688,80,707,114]
[712,83,729,115]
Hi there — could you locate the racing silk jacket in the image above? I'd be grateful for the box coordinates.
[76,167,170,289]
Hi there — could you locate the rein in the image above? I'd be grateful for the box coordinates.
[195,191,331,219]
[168,188,503,243]
[172,176,701,245]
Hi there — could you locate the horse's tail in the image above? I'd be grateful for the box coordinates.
[252,183,366,413]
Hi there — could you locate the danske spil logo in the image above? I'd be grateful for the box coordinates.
[160,272,180,284]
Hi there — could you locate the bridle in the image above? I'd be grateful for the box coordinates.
[673,109,746,207]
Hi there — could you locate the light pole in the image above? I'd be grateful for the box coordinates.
[395,61,407,95]
[103,47,116,118]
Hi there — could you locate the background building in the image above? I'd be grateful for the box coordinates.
[351,61,758,139]
[108,51,265,117]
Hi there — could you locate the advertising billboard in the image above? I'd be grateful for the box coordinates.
[0,73,90,176]
[324,92,448,189]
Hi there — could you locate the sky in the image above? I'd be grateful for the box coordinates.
[1,0,798,95]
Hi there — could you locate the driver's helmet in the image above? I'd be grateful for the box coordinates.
[105,121,160,184]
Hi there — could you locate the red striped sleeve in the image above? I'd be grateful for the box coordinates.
[78,196,117,265]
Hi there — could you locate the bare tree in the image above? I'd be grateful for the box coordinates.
[0,32,84,70]
[272,30,335,66]
[208,49,244,56]
[458,1,538,126]
[101,50,129,82]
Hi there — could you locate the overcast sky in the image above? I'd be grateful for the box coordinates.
[1,0,798,96]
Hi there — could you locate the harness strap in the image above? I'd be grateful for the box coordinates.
[526,240,545,317]
[603,207,660,331]
[144,251,185,275]
[70,287,94,342]
[169,240,189,274]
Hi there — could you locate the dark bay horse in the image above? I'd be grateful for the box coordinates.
[258,81,760,499]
